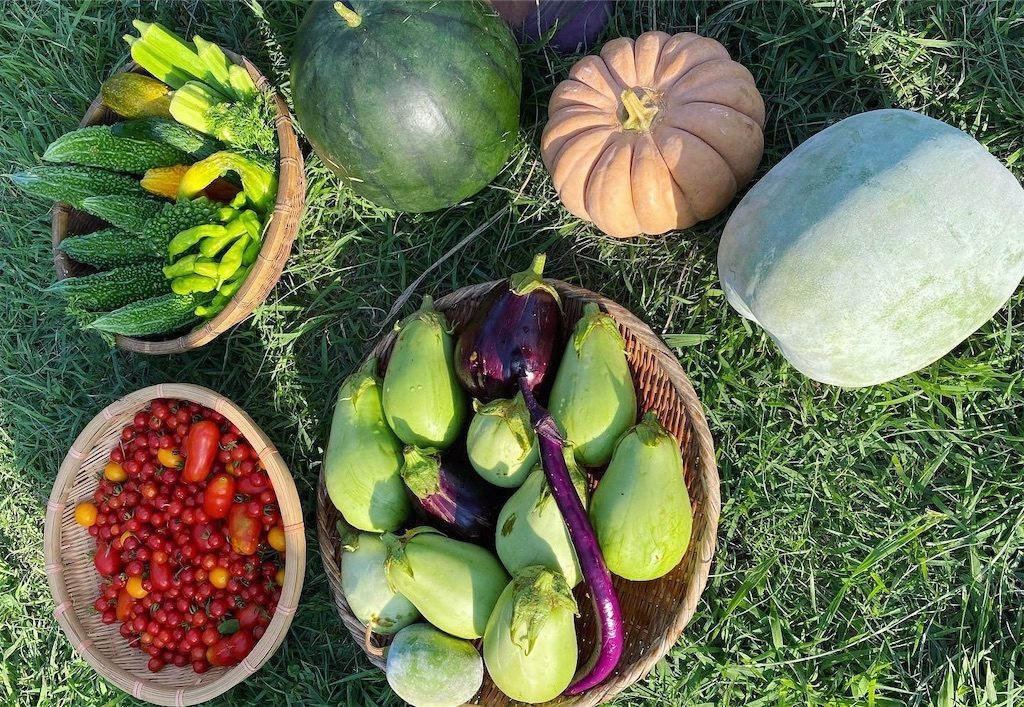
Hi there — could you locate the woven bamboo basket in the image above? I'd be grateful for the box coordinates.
[51,51,305,354]
[316,280,720,706]
[44,384,306,706]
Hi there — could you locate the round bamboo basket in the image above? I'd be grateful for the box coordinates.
[44,384,306,706]
[316,280,720,706]
[51,51,305,354]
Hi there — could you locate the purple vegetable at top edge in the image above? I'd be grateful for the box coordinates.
[493,0,612,53]
[520,377,623,695]
[454,254,562,401]
[400,445,506,544]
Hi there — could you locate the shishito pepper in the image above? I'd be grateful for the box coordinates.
[199,216,248,258]
[171,273,217,294]
[168,223,226,259]
[192,256,220,280]
[217,234,251,283]
[195,292,230,319]
[163,254,199,279]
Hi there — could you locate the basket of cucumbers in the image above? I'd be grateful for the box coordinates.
[12,21,304,354]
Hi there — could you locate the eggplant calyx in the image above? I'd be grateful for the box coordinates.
[509,565,579,655]
[474,393,535,452]
[572,302,626,354]
[634,410,674,447]
[400,446,443,498]
[341,358,381,406]
[509,253,561,305]
[395,294,455,335]
[336,521,360,552]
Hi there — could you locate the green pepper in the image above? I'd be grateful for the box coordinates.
[237,209,262,239]
[195,292,229,319]
[168,223,226,259]
[162,254,199,279]
[219,265,252,298]
[229,191,247,208]
[198,217,248,258]
[193,256,220,279]
[216,206,239,223]
[216,234,251,284]
[171,274,217,295]
[242,237,262,266]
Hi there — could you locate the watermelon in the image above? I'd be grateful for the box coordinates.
[718,109,1024,388]
[290,0,522,213]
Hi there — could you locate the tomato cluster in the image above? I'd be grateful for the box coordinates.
[76,398,286,674]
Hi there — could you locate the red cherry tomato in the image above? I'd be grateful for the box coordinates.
[182,421,220,483]
[150,558,173,592]
[206,629,255,667]
[203,474,236,520]
[94,542,121,576]
[237,471,270,496]
[227,504,260,556]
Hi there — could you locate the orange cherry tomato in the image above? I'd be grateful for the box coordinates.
[209,566,230,589]
[157,447,184,469]
[227,504,260,555]
[126,576,148,599]
[115,589,133,622]
[267,526,285,553]
[75,502,98,527]
[274,568,285,587]
[104,462,127,483]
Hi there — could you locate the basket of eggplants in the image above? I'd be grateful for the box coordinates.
[316,254,720,707]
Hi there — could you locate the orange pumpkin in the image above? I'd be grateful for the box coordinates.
[541,31,765,238]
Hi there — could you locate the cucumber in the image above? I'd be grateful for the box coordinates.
[47,263,169,311]
[80,195,162,232]
[9,166,144,208]
[42,125,190,173]
[112,119,223,160]
[58,228,162,269]
[88,292,205,337]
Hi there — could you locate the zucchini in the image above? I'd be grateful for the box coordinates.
[112,119,223,160]
[43,125,190,173]
[58,227,162,269]
[100,73,172,119]
[9,166,144,208]
[88,292,205,337]
[80,195,162,232]
[47,262,169,311]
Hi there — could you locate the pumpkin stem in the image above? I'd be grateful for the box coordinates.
[333,2,362,28]
[620,88,659,132]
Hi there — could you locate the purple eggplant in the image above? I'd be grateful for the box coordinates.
[492,0,612,53]
[400,445,505,543]
[454,254,562,402]
[458,253,624,694]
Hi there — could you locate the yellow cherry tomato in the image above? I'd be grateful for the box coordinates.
[267,526,285,553]
[103,462,127,483]
[209,566,230,589]
[157,447,184,469]
[74,502,98,527]
[274,568,285,586]
[126,576,148,599]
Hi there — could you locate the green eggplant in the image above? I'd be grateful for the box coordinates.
[495,450,587,587]
[590,411,692,581]
[340,531,420,635]
[324,358,410,532]
[549,302,636,466]
[483,566,578,704]
[383,527,509,639]
[466,392,538,488]
[386,624,483,707]
[382,296,467,449]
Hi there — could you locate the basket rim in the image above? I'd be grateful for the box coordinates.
[315,278,721,707]
[50,50,306,355]
[43,383,306,706]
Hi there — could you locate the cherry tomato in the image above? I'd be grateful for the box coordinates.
[157,447,184,470]
[104,462,127,483]
[236,603,269,630]
[203,474,236,520]
[126,576,148,599]
[267,526,285,553]
[227,504,260,556]
[150,559,173,592]
[182,421,220,483]
[94,542,121,576]
[206,629,255,667]
[209,567,230,589]
[115,589,133,622]
[75,502,98,527]
[274,568,285,587]
[237,471,269,496]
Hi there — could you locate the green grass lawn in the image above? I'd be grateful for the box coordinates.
[3,1,1024,705]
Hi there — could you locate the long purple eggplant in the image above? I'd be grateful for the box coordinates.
[454,254,562,402]
[456,253,624,694]
[400,445,505,543]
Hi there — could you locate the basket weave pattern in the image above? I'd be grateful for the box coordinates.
[50,52,305,355]
[44,384,306,706]
[316,280,721,706]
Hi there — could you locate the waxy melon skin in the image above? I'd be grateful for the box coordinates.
[718,109,1024,387]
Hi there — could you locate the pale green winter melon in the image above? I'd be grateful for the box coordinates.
[718,109,1024,387]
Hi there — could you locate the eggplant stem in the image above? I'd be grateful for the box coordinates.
[518,377,623,694]
[364,623,385,658]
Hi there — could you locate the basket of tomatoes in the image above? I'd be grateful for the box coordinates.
[43,384,304,706]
